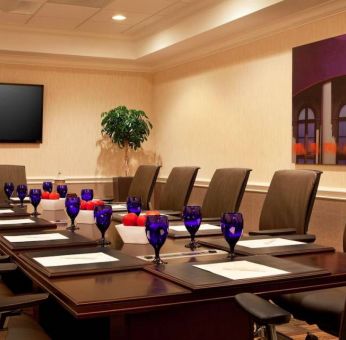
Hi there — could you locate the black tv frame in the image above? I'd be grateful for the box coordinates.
[0,82,44,143]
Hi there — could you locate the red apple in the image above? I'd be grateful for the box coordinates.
[42,191,50,199]
[122,213,138,226]
[49,192,60,200]
[80,200,87,210]
[137,215,147,226]
[86,201,95,210]
[94,200,105,206]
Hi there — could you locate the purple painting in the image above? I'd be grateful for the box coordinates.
[292,34,346,164]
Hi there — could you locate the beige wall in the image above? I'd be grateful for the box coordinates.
[0,64,155,180]
[152,11,346,191]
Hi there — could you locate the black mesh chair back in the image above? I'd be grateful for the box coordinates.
[259,169,322,234]
[0,165,27,202]
[128,165,161,210]
[201,168,251,218]
[158,167,199,212]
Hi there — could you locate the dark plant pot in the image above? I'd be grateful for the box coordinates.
[112,177,133,201]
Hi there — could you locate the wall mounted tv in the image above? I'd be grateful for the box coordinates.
[0,83,44,143]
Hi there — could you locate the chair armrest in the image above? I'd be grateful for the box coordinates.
[0,293,49,312]
[235,293,291,326]
[0,255,10,263]
[0,263,17,273]
[249,228,297,236]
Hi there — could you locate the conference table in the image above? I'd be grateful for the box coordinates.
[0,208,345,340]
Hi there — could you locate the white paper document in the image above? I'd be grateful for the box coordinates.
[11,197,29,202]
[169,224,220,232]
[33,252,119,267]
[0,209,14,214]
[194,260,289,280]
[237,238,304,249]
[0,218,35,225]
[111,204,127,210]
[4,233,68,243]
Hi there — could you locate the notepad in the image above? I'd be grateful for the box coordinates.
[111,204,127,210]
[237,238,304,249]
[0,218,34,225]
[0,209,14,214]
[4,233,68,243]
[194,260,289,280]
[33,252,119,267]
[169,224,220,232]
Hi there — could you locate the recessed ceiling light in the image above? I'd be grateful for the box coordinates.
[112,14,127,21]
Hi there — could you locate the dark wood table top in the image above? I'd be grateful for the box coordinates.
[1,208,346,319]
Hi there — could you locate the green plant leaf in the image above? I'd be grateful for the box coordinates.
[101,105,153,150]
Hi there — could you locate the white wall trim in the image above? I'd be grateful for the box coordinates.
[157,177,346,202]
[28,176,346,201]
[28,176,113,185]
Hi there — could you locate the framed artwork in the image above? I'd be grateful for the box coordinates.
[292,34,346,164]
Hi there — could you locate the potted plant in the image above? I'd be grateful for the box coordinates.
[101,105,153,176]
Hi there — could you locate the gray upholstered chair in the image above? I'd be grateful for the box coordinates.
[0,165,27,202]
[249,169,322,241]
[201,168,251,220]
[127,165,161,210]
[157,166,200,212]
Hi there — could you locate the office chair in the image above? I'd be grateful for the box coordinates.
[201,168,251,220]
[157,166,200,212]
[0,165,27,202]
[236,224,346,340]
[236,292,346,340]
[127,165,161,210]
[0,263,49,339]
[249,170,322,242]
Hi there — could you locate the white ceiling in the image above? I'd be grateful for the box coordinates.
[0,0,346,71]
[0,0,210,37]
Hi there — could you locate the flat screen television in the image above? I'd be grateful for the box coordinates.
[0,83,44,143]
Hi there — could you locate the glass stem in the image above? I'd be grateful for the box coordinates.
[154,248,160,261]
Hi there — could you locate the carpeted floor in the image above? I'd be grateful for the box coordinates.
[276,318,338,340]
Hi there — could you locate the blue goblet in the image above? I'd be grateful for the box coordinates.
[4,182,14,203]
[65,196,81,232]
[57,184,68,198]
[42,181,53,193]
[183,205,202,250]
[94,205,112,247]
[126,196,142,216]
[145,215,169,264]
[221,212,243,259]
[29,189,41,216]
[16,184,28,207]
[81,189,93,202]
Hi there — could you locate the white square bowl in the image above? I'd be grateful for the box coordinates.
[40,198,65,211]
[76,210,95,224]
[115,224,148,244]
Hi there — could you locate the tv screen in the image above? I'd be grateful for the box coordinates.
[0,83,43,143]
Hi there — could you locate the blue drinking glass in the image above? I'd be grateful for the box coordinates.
[94,205,112,247]
[81,189,93,202]
[16,184,28,207]
[183,205,202,250]
[221,212,243,259]
[65,196,81,232]
[126,196,142,215]
[57,184,68,198]
[42,181,53,193]
[29,189,41,216]
[145,215,169,264]
[4,182,14,202]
